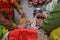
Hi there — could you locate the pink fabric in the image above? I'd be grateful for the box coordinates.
[38,0,44,3]
[32,0,38,4]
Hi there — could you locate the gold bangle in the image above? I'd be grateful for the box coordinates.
[12,23,17,29]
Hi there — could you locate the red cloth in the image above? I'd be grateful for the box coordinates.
[8,28,38,40]
[0,0,16,19]
[8,0,16,5]
[0,0,16,8]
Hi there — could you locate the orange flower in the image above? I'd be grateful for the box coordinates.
[20,18,26,24]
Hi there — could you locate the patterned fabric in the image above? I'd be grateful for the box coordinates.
[38,0,45,4]
[31,18,38,30]
[38,29,49,40]
[29,0,45,5]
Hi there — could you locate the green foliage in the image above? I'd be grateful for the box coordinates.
[43,2,60,32]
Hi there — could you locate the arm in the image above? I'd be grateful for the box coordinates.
[0,13,13,29]
[14,1,27,18]
[0,9,16,29]
[0,19,16,29]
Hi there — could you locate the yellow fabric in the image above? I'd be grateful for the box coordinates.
[2,28,8,34]
[50,27,60,40]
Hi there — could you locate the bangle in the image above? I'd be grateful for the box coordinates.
[10,23,17,30]
[12,23,17,29]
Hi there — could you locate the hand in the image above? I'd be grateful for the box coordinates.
[32,17,43,29]
[35,13,47,20]
[20,17,31,28]
[18,24,25,28]
[19,9,27,18]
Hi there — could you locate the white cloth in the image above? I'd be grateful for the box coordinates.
[46,0,58,12]
[31,18,38,30]
[1,32,9,40]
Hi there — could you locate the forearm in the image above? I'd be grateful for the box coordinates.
[0,19,13,29]
[14,1,26,18]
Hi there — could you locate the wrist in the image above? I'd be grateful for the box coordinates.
[10,23,17,30]
[12,23,17,29]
